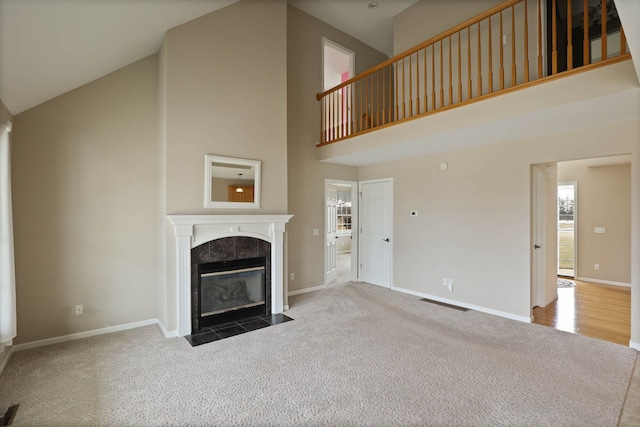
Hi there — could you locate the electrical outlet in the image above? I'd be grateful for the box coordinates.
[447,279,453,292]
[290,273,295,280]
[594,264,600,270]
[75,304,83,315]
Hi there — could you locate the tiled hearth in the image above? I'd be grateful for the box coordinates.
[168,215,293,337]
[185,313,293,347]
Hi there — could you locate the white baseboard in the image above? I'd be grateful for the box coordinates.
[288,284,325,296]
[12,318,160,352]
[630,341,640,351]
[576,277,631,288]
[156,321,178,338]
[0,347,14,376]
[391,286,532,323]
[544,295,558,307]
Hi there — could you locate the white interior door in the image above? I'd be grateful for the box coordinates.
[532,166,546,309]
[325,186,338,284]
[359,179,392,288]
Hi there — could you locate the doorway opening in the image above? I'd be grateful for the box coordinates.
[324,180,358,286]
[557,182,576,278]
[322,38,354,141]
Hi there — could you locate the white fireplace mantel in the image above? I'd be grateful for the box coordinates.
[168,214,293,337]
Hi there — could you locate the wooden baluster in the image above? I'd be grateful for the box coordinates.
[331,90,340,139]
[349,83,353,135]
[488,17,494,94]
[524,0,530,82]
[512,5,517,86]
[621,27,627,55]
[538,0,543,78]
[389,65,393,122]
[416,52,420,114]
[458,32,463,102]
[365,76,369,130]
[448,37,453,105]
[402,58,406,118]
[382,68,386,125]
[423,47,427,111]
[396,61,399,120]
[500,11,505,90]
[355,81,360,133]
[320,96,324,143]
[583,0,589,65]
[432,45,436,109]
[409,54,413,117]
[374,72,379,127]
[478,22,482,97]
[601,0,607,60]
[468,27,472,99]
[552,0,557,74]
[440,40,445,107]
[567,0,573,70]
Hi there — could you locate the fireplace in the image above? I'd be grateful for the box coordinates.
[168,214,292,337]
[198,256,267,328]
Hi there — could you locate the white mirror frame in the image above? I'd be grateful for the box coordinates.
[204,154,261,209]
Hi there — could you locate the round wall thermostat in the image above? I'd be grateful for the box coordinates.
[439,162,448,171]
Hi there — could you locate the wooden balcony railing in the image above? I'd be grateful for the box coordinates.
[316,0,630,146]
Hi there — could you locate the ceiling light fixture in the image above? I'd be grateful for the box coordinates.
[236,173,244,193]
[368,2,379,10]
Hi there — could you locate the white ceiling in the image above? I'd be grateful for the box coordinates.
[0,0,416,115]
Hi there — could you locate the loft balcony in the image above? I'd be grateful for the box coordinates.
[316,0,637,166]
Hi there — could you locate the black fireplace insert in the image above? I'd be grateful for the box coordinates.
[197,256,267,329]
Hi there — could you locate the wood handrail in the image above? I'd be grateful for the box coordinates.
[316,0,521,100]
[316,0,630,146]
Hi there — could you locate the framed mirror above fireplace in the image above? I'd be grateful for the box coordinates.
[204,154,261,209]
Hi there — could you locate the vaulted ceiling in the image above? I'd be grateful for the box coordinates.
[0,0,417,115]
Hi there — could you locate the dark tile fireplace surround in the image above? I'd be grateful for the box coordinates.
[191,236,272,334]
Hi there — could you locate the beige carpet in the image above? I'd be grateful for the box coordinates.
[1,282,636,426]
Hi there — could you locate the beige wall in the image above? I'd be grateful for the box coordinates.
[160,0,287,331]
[393,0,503,55]
[11,56,159,344]
[357,119,638,321]
[163,0,287,216]
[558,160,632,284]
[287,5,387,291]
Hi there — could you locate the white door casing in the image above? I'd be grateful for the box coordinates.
[359,179,393,288]
[532,166,546,309]
[325,185,338,284]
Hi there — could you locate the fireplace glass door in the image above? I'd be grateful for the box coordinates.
[198,257,266,328]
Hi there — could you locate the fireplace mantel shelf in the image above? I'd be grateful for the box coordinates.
[168,214,293,337]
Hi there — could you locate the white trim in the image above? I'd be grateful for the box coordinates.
[391,286,532,323]
[630,341,640,351]
[321,37,355,91]
[11,319,159,352]
[288,284,326,296]
[576,277,631,288]
[283,305,289,311]
[204,154,261,209]
[0,347,14,376]
[167,215,293,337]
[359,178,393,288]
[544,295,558,307]
[156,321,178,338]
[324,179,358,286]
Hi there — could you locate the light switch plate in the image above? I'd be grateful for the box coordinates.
[594,227,605,234]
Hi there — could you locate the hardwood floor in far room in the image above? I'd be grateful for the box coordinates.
[533,279,631,346]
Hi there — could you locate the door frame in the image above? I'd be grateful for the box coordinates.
[557,181,578,278]
[324,179,358,286]
[532,165,547,310]
[358,178,393,288]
